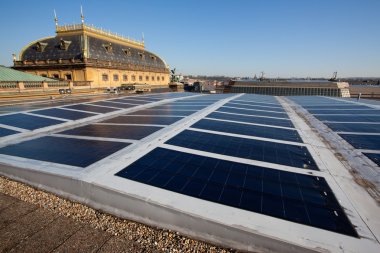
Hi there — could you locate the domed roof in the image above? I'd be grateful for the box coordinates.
[20,34,167,70]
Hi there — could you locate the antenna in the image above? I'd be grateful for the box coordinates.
[54,9,58,27]
[80,5,84,24]
[142,32,144,43]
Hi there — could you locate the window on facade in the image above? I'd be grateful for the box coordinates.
[157,76,160,81]
[41,74,47,77]
[103,43,113,53]
[138,53,145,60]
[123,74,128,81]
[102,74,109,81]
[123,49,132,57]
[52,74,59,79]
[132,75,136,81]
[113,74,119,81]
[36,42,48,52]
[152,76,155,81]
[65,74,72,80]
[162,76,165,81]
[139,76,143,81]
[145,76,149,81]
[59,39,71,50]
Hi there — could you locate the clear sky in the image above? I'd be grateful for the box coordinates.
[0,0,379,78]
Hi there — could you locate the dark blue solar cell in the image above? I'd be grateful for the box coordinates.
[218,107,288,118]
[30,108,95,120]
[339,134,380,150]
[310,109,380,115]
[0,127,19,137]
[64,104,119,113]
[116,148,358,237]
[129,109,197,116]
[325,122,380,133]
[158,128,317,170]
[151,105,207,110]
[316,115,380,123]
[110,99,143,104]
[225,102,285,112]
[60,124,163,140]
[207,112,294,128]
[364,153,380,166]
[101,116,183,125]
[190,120,303,143]
[90,101,137,108]
[0,113,65,130]
[0,136,129,167]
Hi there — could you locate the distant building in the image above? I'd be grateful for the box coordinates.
[225,79,351,97]
[13,17,170,88]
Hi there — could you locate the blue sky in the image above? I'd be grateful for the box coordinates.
[0,0,379,77]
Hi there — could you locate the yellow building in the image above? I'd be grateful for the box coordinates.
[13,17,170,89]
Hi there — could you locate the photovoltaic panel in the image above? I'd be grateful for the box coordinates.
[364,153,380,166]
[165,130,317,170]
[64,104,119,113]
[303,105,371,110]
[315,115,380,123]
[207,112,294,128]
[0,136,129,167]
[116,148,357,237]
[325,122,380,133]
[192,119,302,143]
[101,116,183,125]
[0,127,19,137]
[90,101,137,108]
[229,100,283,108]
[218,107,289,118]
[0,113,65,130]
[60,124,163,140]
[225,102,285,112]
[339,134,380,150]
[152,105,208,110]
[109,99,142,104]
[30,108,95,120]
[310,109,380,115]
[129,109,197,116]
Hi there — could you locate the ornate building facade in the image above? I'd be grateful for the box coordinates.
[13,17,170,88]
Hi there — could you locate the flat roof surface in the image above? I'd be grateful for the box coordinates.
[0,92,379,252]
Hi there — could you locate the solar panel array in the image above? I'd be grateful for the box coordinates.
[289,96,380,166]
[115,94,357,237]
[0,93,360,238]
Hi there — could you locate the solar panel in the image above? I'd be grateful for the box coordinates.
[311,109,380,115]
[0,113,65,130]
[60,124,163,140]
[217,107,289,118]
[0,127,19,137]
[225,102,285,112]
[64,104,119,113]
[364,153,380,166]
[339,134,380,150]
[325,122,380,133]
[116,148,357,237]
[151,105,208,110]
[207,112,294,128]
[0,136,129,167]
[315,115,380,123]
[30,108,95,120]
[165,130,317,169]
[90,101,137,108]
[101,116,183,125]
[129,109,197,116]
[191,119,302,143]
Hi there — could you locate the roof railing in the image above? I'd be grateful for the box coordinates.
[56,23,144,47]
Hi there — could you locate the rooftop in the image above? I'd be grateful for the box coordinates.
[0,66,55,82]
[0,92,379,252]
